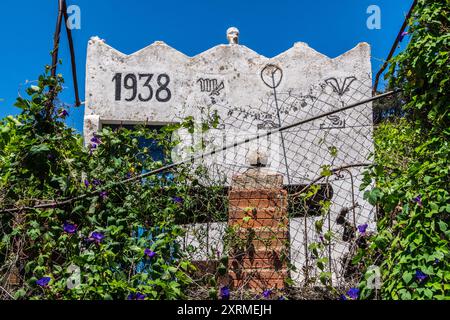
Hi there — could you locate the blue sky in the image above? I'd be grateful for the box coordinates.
[0,0,412,133]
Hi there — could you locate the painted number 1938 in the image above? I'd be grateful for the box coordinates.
[112,73,172,102]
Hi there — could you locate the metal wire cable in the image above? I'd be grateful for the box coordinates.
[0,89,400,214]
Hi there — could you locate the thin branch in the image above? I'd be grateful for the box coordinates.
[289,163,372,199]
[0,285,14,300]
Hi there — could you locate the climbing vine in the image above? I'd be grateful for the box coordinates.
[0,69,216,299]
[358,0,450,300]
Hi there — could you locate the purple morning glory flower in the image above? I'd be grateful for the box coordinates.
[84,179,90,188]
[220,286,230,300]
[58,109,69,118]
[91,135,101,144]
[63,222,77,234]
[92,179,102,186]
[172,197,183,204]
[262,289,272,298]
[89,232,105,244]
[36,277,51,287]
[144,248,156,259]
[128,292,146,300]
[135,292,146,300]
[399,31,409,42]
[99,191,108,199]
[358,224,368,234]
[414,195,423,207]
[415,270,427,282]
[340,294,347,301]
[346,288,359,300]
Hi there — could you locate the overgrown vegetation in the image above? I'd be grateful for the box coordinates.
[358,0,450,299]
[1,0,449,301]
[0,70,206,299]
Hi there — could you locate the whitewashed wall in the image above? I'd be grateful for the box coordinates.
[84,35,374,285]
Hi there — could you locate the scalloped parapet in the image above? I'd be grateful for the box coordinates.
[85,37,371,124]
[84,35,373,186]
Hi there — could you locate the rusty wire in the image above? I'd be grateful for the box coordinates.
[372,0,417,95]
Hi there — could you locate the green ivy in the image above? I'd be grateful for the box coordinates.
[0,69,213,300]
[358,0,450,300]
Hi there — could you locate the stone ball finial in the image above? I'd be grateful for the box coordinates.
[247,149,268,167]
[227,27,239,45]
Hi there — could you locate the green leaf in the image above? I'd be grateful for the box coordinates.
[364,188,383,205]
[14,289,27,299]
[398,289,412,300]
[402,272,413,285]
[319,272,331,285]
[218,264,227,276]
[208,288,218,300]
[315,220,324,233]
[438,220,448,232]
[424,288,433,299]
[320,165,332,177]
[29,144,50,156]
[328,146,338,157]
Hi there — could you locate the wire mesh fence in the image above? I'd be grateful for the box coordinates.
[0,70,401,299]
[152,73,384,298]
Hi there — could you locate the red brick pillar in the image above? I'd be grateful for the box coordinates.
[228,167,289,291]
